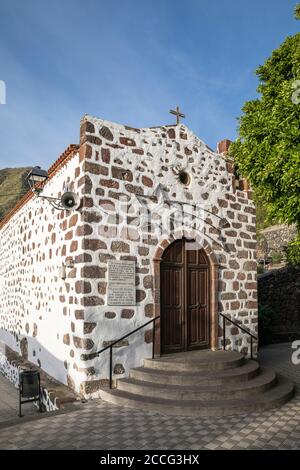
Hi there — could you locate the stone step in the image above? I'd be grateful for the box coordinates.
[117,367,276,400]
[144,350,245,372]
[130,359,260,386]
[99,376,294,417]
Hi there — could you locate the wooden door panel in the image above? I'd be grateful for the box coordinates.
[187,268,209,349]
[161,266,184,353]
[188,269,197,306]
[163,306,184,351]
[162,239,183,264]
[187,246,208,266]
[188,306,209,347]
[161,268,182,306]
[160,239,210,354]
[186,247,197,265]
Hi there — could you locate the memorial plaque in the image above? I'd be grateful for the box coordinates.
[107,260,136,306]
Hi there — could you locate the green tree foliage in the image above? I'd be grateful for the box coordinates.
[231,34,300,225]
[285,233,300,265]
[230,6,300,263]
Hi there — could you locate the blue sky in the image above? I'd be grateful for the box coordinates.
[0,0,299,168]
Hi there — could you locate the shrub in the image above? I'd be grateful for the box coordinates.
[284,234,300,266]
[257,264,266,275]
[270,250,282,264]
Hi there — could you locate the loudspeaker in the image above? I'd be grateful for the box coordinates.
[60,192,81,210]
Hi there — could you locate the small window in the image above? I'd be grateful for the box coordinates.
[178,170,190,186]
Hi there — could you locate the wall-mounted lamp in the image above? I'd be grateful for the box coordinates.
[26,166,81,211]
[26,166,49,192]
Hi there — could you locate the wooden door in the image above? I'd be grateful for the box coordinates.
[186,247,210,350]
[160,239,210,354]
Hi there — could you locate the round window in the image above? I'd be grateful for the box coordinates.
[178,170,191,186]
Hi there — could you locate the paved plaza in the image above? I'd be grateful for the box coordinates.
[0,373,38,426]
[0,343,299,450]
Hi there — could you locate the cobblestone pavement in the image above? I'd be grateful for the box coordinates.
[0,374,37,425]
[0,343,299,450]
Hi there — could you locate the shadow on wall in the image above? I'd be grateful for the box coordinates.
[0,330,69,387]
[258,266,300,345]
[0,338,79,410]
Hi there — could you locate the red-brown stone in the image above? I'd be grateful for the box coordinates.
[82,239,107,251]
[136,289,146,303]
[101,148,111,163]
[75,281,92,294]
[111,166,133,182]
[84,161,108,176]
[81,266,106,278]
[70,240,78,252]
[81,296,104,306]
[105,311,116,319]
[100,179,119,189]
[75,253,93,263]
[99,126,114,141]
[119,137,136,146]
[144,304,154,317]
[75,224,93,237]
[83,322,97,334]
[132,148,144,155]
[111,241,130,253]
[73,336,94,350]
[121,309,135,319]
[65,230,73,240]
[75,310,85,320]
[144,330,153,344]
[142,175,153,188]
[86,135,102,146]
[69,214,78,228]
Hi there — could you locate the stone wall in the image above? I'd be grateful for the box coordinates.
[77,115,258,396]
[0,342,60,411]
[257,224,297,260]
[0,146,91,393]
[258,266,300,343]
[0,114,258,397]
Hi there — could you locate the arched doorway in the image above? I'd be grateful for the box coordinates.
[160,238,210,354]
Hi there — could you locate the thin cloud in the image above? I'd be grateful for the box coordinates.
[0,0,298,168]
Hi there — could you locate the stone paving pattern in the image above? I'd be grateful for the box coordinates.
[0,343,299,450]
[0,374,37,425]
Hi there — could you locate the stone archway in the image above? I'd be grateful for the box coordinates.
[152,231,219,356]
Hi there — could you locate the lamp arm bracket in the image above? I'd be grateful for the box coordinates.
[37,194,64,210]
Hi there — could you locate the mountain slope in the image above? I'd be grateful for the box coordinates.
[0,167,32,220]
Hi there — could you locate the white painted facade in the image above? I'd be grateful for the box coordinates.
[0,116,258,397]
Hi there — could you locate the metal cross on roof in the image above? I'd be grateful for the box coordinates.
[169,105,185,125]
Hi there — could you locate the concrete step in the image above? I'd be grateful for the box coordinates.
[99,376,294,417]
[144,350,245,372]
[130,359,260,386]
[117,367,276,400]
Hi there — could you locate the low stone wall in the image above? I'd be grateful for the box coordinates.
[258,266,300,343]
[0,341,78,411]
[257,224,297,259]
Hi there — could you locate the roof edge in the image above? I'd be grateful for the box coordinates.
[0,144,79,231]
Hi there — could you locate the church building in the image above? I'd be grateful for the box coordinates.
[0,112,260,403]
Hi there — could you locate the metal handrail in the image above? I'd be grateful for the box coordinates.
[81,316,160,388]
[220,312,258,360]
